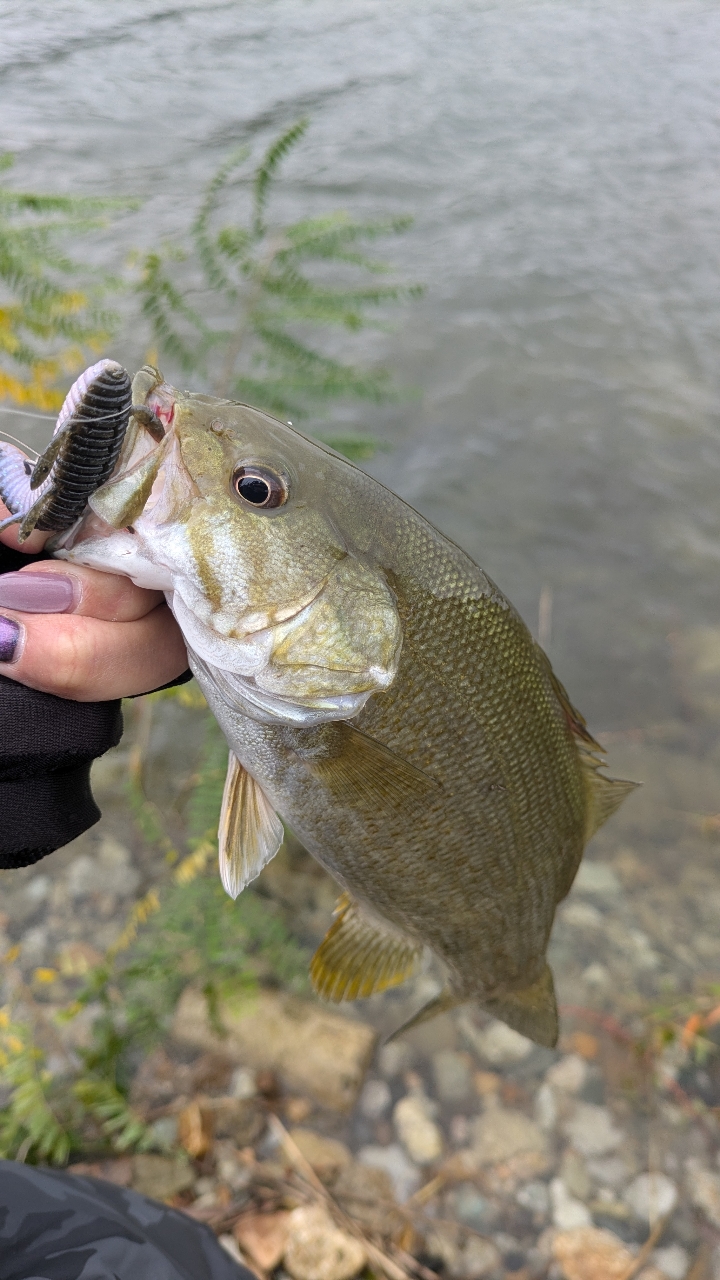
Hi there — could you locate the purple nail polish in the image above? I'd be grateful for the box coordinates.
[0,615,21,663]
[0,572,76,614]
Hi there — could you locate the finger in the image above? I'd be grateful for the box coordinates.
[0,561,165,622]
[0,499,49,555]
[0,604,188,700]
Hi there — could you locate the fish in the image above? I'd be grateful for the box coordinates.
[0,359,136,542]
[9,361,638,1047]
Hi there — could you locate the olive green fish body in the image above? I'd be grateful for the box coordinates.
[57,365,636,1047]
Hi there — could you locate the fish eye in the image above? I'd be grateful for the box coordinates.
[232,464,288,510]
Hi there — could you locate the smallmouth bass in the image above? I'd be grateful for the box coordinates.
[17,363,639,1046]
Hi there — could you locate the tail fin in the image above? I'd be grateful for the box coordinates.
[480,963,559,1048]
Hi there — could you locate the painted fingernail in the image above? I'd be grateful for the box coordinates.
[0,615,21,663]
[0,572,76,614]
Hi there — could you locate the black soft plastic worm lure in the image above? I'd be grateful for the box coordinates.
[0,359,135,542]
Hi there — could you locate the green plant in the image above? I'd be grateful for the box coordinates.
[0,154,132,409]
[139,120,421,455]
[0,701,307,1165]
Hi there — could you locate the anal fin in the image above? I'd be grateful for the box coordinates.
[311,895,422,1002]
[480,963,559,1048]
[218,753,284,899]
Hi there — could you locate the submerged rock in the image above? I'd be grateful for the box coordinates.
[685,1161,720,1229]
[550,1177,592,1230]
[432,1049,474,1104]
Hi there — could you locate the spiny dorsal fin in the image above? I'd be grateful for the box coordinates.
[481,963,559,1048]
[303,723,440,812]
[582,761,640,841]
[218,752,284,899]
[311,894,423,1002]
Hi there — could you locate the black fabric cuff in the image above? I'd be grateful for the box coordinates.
[0,761,102,869]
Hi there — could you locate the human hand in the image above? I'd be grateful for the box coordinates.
[0,504,188,700]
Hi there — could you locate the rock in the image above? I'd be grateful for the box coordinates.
[583,962,612,988]
[560,902,604,929]
[651,1244,689,1280]
[66,839,140,899]
[432,1049,473,1103]
[469,1018,534,1066]
[553,1226,636,1280]
[332,1161,404,1237]
[20,926,47,967]
[623,1172,678,1224]
[563,1103,624,1157]
[283,1204,366,1280]
[357,1143,420,1202]
[459,1235,502,1279]
[534,1081,558,1131]
[516,1179,550,1219]
[69,1158,132,1186]
[130,1153,195,1200]
[230,1066,257,1099]
[573,862,621,896]
[560,1149,591,1201]
[206,1096,265,1147]
[358,1078,391,1120]
[172,988,376,1112]
[686,1161,720,1229]
[448,1182,498,1231]
[393,1094,443,1164]
[470,1106,546,1166]
[550,1178,592,1230]
[586,1155,632,1189]
[289,1128,352,1181]
[424,1222,501,1279]
[234,1210,291,1272]
[376,1040,414,1078]
[546,1054,588,1094]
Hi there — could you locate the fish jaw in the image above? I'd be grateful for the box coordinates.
[57,373,403,721]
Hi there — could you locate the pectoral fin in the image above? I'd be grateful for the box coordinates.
[218,753,284,899]
[311,894,422,1002]
[303,723,440,812]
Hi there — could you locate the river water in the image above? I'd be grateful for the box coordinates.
[3,0,720,1250]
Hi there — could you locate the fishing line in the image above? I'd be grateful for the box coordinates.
[0,430,39,458]
[0,406,57,421]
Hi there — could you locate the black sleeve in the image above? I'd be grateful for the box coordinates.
[0,542,190,870]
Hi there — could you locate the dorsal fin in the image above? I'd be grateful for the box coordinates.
[302,722,439,812]
[218,752,284,899]
[311,894,423,1002]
